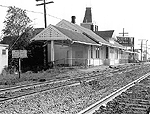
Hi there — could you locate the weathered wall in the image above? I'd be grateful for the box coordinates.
[0,44,8,74]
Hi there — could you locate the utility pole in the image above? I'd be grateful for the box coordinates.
[119,28,129,50]
[141,40,143,61]
[119,28,128,37]
[146,40,148,61]
[36,0,54,68]
[36,0,54,28]
[138,39,147,61]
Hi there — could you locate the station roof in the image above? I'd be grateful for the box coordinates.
[31,24,101,46]
[56,19,112,46]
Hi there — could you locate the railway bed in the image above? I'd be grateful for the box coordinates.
[91,75,150,114]
[0,63,150,114]
[0,63,143,102]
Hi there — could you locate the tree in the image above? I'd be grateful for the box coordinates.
[1,6,33,73]
[2,6,33,50]
[2,6,32,37]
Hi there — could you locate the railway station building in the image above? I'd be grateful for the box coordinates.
[31,7,128,67]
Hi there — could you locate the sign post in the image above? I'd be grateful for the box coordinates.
[12,50,27,78]
[18,57,21,78]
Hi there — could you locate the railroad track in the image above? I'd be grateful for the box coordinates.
[78,72,150,114]
[0,63,149,114]
[0,63,146,103]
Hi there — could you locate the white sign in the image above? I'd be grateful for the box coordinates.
[12,50,27,58]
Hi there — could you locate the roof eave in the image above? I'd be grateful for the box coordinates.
[73,41,102,46]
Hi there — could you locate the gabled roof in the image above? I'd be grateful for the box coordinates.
[31,24,71,41]
[31,24,101,46]
[56,19,111,46]
[95,30,114,38]
[53,26,100,46]
[95,30,124,49]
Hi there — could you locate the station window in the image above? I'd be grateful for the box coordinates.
[106,47,109,59]
[115,49,118,59]
[91,46,93,58]
[96,47,100,58]
[2,49,6,55]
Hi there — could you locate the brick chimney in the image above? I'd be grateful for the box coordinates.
[71,16,76,24]
[95,25,98,31]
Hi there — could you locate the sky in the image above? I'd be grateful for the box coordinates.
[0,0,150,50]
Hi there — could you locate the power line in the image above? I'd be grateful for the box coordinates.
[25,9,62,20]
[0,4,62,20]
[0,4,62,49]
[0,4,8,8]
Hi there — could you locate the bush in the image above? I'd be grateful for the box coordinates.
[1,66,17,75]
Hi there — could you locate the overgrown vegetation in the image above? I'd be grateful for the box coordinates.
[0,6,46,74]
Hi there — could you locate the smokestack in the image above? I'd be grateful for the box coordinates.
[71,16,76,24]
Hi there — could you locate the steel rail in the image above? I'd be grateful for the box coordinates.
[78,72,150,114]
[0,63,141,91]
[0,80,80,102]
[0,64,134,94]
[0,64,145,102]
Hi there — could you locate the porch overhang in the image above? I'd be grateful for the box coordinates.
[108,41,125,49]
[73,41,102,46]
[109,45,125,49]
[100,42,111,47]
[124,50,139,54]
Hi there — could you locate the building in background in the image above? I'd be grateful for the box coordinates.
[79,7,125,65]
[95,30,124,65]
[80,7,94,31]
[116,36,139,62]
[0,44,8,74]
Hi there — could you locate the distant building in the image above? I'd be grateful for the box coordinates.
[80,7,94,31]
[0,44,8,74]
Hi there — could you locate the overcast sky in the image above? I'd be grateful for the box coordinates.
[0,0,150,50]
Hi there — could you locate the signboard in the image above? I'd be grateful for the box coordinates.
[117,37,134,47]
[12,50,27,58]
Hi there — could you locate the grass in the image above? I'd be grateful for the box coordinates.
[0,66,79,87]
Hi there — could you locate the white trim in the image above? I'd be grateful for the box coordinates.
[0,44,9,47]
[99,42,111,47]
[31,37,70,41]
[124,50,139,54]
[31,24,72,41]
[73,41,102,46]
[110,45,125,49]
